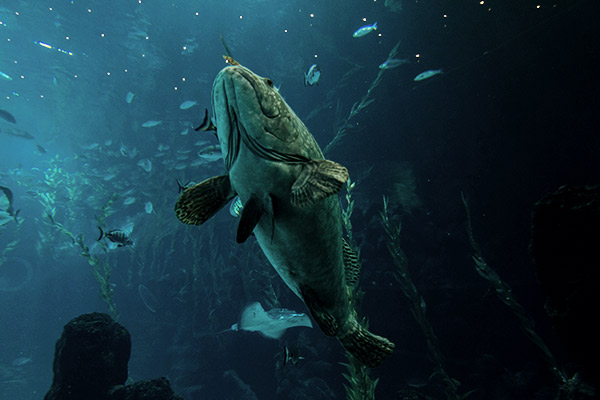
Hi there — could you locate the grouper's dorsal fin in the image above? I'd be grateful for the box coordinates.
[342,238,361,288]
[291,160,349,208]
[175,175,235,225]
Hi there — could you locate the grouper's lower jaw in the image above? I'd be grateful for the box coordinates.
[216,66,281,121]
[213,67,287,166]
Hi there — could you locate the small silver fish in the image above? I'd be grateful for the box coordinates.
[197,145,222,162]
[137,159,152,172]
[81,142,100,150]
[413,69,443,81]
[12,357,32,366]
[304,64,320,86]
[125,92,135,104]
[353,22,377,37]
[144,201,153,214]
[123,196,137,206]
[179,100,198,110]
[379,57,410,70]
[176,179,196,193]
[0,71,13,81]
[141,120,162,128]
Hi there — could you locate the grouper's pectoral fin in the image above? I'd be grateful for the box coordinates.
[291,160,349,208]
[175,175,235,225]
[236,194,274,243]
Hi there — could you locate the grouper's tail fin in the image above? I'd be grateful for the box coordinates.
[339,322,395,368]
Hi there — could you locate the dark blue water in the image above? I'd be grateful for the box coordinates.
[1,0,598,398]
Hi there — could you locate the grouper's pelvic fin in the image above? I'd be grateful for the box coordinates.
[175,175,235,225]
[339,321,395,368]
[236,194,273,243]
[291,160,349,208]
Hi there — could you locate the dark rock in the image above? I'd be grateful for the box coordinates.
[44,313,185,399]
[222,370,258,400]
[45,312,131,400]
[109,377,184,400]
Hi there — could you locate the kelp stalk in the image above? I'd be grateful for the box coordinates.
[46,213,118,320]
[381,196,466,400]
[324,40,402,154]
[341,179,379,400]
[461,192,566,385]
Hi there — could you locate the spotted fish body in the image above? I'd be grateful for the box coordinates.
[175,64,394,367]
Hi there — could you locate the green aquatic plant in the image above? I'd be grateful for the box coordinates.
[95,193,118,229]
[342,340,380,400]
[381,196,472,400]
[46,213,119,320]
[34,155,94,259]
[461,192,566,386]
[340,179,381,399]
[324,40,402,154]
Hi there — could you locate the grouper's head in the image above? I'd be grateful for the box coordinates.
[211,64,310,169]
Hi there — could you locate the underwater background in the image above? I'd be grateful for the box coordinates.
[1,0,599,399]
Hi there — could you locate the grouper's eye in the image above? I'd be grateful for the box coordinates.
[264,78,274,87]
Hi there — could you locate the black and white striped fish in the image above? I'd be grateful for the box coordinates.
[97,226,133,247]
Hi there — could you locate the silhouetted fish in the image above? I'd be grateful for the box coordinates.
[0,124,34,140]
[0,185,21,225]
[0,109,16,124]
[283,345,303,365]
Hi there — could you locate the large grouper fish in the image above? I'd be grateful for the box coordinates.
[175,62,395,367]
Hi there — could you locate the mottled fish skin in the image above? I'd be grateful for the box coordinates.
[209,65,394,367]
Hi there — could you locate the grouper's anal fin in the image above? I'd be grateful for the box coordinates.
[175,175,235,225]
[291,160,349,208]
[300,285,339,336]
[301,274,394,368]
[236,194,274,243]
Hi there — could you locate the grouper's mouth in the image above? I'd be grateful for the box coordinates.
[211,65,307,169]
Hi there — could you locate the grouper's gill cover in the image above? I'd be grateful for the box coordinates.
[177,63,395,367]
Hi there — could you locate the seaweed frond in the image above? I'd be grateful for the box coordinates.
[461,192,566,385]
